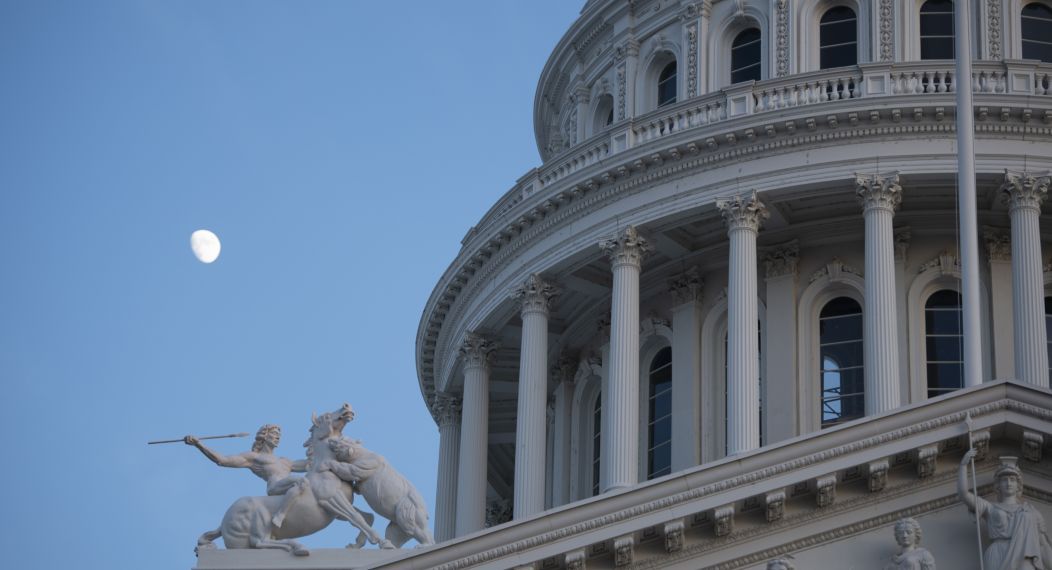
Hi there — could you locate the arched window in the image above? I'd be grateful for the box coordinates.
[820,6,858,69]
[731,28,762,84]
[819,297,864,427]
[920,0,955,60]
[647,347,672,479]
[925,289,964,396]
[1022,3,1052,63]
[657,61,677,107]
[593,94,614,134]
[591,391,601,496]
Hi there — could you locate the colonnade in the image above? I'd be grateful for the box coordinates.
[433,172,1048,540]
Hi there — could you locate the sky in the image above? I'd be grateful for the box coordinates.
[0,1,583,568]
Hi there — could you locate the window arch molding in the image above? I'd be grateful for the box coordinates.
[901,0,983,61]
[906,256,992,402]
[796,0,870,72]
[700,295,767,463]
[796,262,866,433]
[637,319,674,480]
[709,6,770,88]
[637,42,680,114]
[1010,0,1052,61]
[569,358,603,501]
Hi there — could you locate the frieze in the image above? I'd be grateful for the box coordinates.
[810,258,861,284]
[763,241,799,279]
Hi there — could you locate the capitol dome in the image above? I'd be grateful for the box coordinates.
[411,1,1052,568]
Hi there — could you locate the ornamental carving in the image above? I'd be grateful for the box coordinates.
[1000,170,1050,213]
[766,490,786,522]
[599,226,651,268]
[1023,430,1044,462]
[987,0,1002,60]
[879,0,894,61]
[868,459,889,492]
[686,23,698,97]
[776,0,789,77]
[894,228,911,264]
[810,258,862,283]
[916,445,938,478]
[668,266,703,305]
[816,474,837,508]
[983,228,1011,262]
[574,353,603,382]
[484,498,512,527]
[717,191,769,232]
[856,171,903,212]
[512,274,559,316]
[553,354,577,383]
[616,63,627,120]
[614,535,634,566]
[764,241,799,279]
[973,429,991,461]
[664,520,685,553]
[460,333,498,369]
[919,251,959,276]
[433,394,462,427]
[714,505,735,536]
[565,550,586,570]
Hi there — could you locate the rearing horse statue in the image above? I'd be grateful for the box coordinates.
[196,404,394,555]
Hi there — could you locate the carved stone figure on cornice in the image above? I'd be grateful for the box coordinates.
[856,171,903,212]
[1022,431,1044,463]
[433,394,462,428]
[565,549,586,570]
[984,228,1011,262]
[764,241,799,279]
[766,490,786,522]
[917,445,938,479]
[869,459,890,493]
[810,258,862,284]
[714,504,735,536]
[599,226,651,268]
[884,517,936,570]
[816,475,837,508]
[614,535,634,566]
[766,557,796,570]
[664,519,685,553]
[512,273,560,317]
[460,333,498,370]
[668,266,703,305]
[1001,170,1050,213]
[717,191,769,233]
[958,453,1052,569]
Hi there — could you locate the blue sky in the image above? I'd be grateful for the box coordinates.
[0,2,581,568]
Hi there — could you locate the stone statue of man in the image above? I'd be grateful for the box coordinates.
[884,517,936,569]
[184,424,309,527]
[958,452,1052,570]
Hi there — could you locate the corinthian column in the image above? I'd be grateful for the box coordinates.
[598,226,650,490]
[455,333,497,536]
[1001,171,1050,388]
[511,274,559,519]
[856,172,903,413]
[717,192,768,455]
[433,394,461,542]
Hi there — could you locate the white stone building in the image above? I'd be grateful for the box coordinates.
[197,1,1052,568]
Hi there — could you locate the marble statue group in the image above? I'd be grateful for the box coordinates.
[184,403,434,556]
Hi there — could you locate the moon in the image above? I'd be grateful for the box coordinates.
[190,229,221,263]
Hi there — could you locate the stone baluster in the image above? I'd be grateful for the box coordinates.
[856,172,903,413]
[433,394,461,542]
[599,226,650,490]
[511,274,559,519]
[717,192,768,454]
[1001,171,1050,388]
[455,333,497,536]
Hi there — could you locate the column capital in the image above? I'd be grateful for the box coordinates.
[855,171,902,212]
[512,274,559,317]
[600,226,651,269]
[763,241,799,279]
[1001,170,1050,213]
[983,227,1012,262]
[433,394,462,428]
[717,191,768,233]
[460,333,498,370]
[668,266,704,305]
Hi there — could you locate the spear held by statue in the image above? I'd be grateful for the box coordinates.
[147,432,249,445]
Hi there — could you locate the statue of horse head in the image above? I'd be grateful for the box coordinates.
[304,403,354,453]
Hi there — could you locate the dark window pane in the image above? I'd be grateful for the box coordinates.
[927,289,962,308]
[821,6,856,23]
[1023,41,1052,63]
[821,44,857,69]
[821,296,862,318]
[649,418,671,446]
[733,28,761,48]
[820,313,863,344]
[925,309,962,334]
[927,362,963,391]
[1022,16,1049,39]
[650,346,672,372]
[821,20,857,45]
[648,442,671,478]
[657,62,677,107]
[822,341,864,369]
[731,28,762,84]
[606,107,614,126]
[920,13,955,36]
[920,0,954,13]
[649,391,671,420]
[926,336,963,362]
[921,38,955,59]
[734,39,762,65]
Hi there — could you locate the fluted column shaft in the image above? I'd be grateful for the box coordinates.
[455,334,496,537]
[433,395,461,542]
[857,173,903,413]
[718,193,768,455]
[1003,172,1050,387]
[599,227,650,491]
[512,275,558,519]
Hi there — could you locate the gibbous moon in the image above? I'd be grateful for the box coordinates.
[190,229,221,263]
